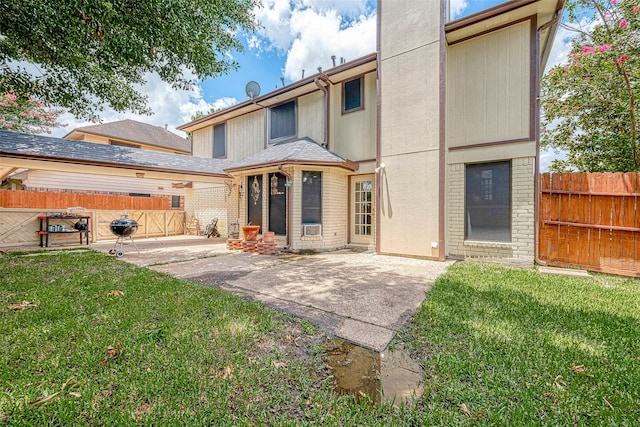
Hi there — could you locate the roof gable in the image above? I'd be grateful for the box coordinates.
[224,138,358,173]
[64,119,192,153]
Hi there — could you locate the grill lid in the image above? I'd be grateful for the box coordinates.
[109,215,138,237]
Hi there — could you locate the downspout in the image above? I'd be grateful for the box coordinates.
[375,0,382,255]
[314,74,330,149]
[534,8,562,266]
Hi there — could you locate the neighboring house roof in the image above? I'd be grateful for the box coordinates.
[64,119,192,153]
[224,138,358,173]
[0,130,227,178]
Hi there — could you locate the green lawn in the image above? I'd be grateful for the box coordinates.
[404,262,640,426]
[1,251,639,425]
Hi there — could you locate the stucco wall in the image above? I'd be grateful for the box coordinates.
[330,71,377,162]
[378,0,443,258]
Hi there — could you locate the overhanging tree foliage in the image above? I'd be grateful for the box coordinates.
[0,0,257,120]
[542,0,640,172]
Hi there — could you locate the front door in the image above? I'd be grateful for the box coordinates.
[268,173,287,235]
[350,175,374,245]
[247,175,263,230]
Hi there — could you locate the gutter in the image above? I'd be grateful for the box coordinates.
[314,74,330,149]
[534,1,564,267]
[178,53,377,133]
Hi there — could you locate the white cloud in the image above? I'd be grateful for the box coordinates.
[250,0,376,81]
[50,72,223,138]
[284,9,376,81]
[251,0,372,54]
[449,0,468,19]
[251,0,296,52]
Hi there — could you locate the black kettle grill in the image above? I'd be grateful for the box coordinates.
[108,214,139,257]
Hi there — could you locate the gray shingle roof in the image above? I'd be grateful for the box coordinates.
[0,130,228,177]
[65,119,192,153]
[224,138,358,172]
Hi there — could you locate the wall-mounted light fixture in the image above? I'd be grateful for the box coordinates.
[374,163,386,173]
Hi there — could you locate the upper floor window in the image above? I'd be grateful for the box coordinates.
[270,100,296,141]
[343,77,363,114]
[213,123,226,158]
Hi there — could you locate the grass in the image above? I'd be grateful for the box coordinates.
[403,262,640,426]
[1,251,639,425]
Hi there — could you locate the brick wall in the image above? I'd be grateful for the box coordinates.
[184,185,229,236]
[446,157,535,263]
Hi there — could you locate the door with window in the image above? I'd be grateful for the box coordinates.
[268,173,287,235]
[247,175,263,230]
[350,175,374,245]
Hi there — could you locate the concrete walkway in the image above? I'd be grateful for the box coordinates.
[92,236,454,352]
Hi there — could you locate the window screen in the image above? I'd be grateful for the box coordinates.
[343,77,363,113]
[465,161,511,242]
[270,101,296,141]
[213,123,226,158]
[302,171,322,224]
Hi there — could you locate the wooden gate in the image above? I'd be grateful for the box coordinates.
[94,211,185,240]
[0,209,185,248]
[539,172,640,277]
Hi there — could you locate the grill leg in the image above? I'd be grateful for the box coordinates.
[129,236,140,253]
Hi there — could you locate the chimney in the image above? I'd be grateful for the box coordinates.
[280,76,285,87]
[317,66,322,73]
[331,55,336,67]
[302,69,305,79]
[164,124,168,130]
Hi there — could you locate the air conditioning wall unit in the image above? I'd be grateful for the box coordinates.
[303,224,322,236]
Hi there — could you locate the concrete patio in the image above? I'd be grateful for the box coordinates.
[91,235,454,352]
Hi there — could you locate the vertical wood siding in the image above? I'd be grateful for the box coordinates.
[0,190,176,210]
[539,172,640,277]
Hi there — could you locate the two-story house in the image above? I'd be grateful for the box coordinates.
[178,0,563,263]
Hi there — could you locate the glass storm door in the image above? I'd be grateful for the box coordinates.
[247,175,263,230]
[268,173,287,235]
[350,175,374,245]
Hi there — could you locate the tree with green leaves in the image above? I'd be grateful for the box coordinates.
[542,0,640,172]
[0,1,257,120]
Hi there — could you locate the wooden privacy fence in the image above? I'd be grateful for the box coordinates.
[0,209,185,248]
[539,172,640,277]
[0,189,173,211]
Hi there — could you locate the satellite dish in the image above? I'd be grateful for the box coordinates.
[245,81,261,99]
